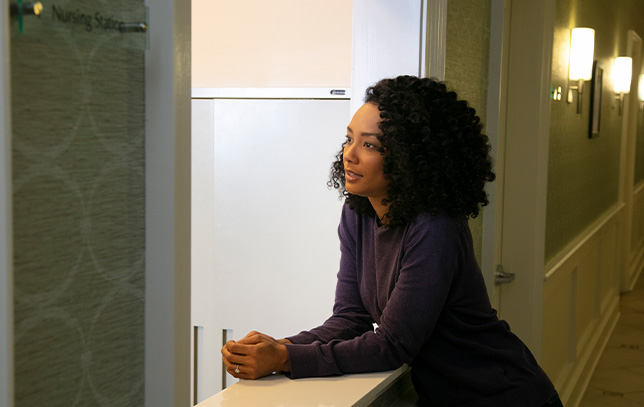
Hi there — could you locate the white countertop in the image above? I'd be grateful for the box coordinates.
[196,365,409,407]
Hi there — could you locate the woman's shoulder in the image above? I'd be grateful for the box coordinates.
[339,202,373,239]
[393,214,471,268]
[340,202,377,224]
[340,202,360,224]
[411,211,466,230]
[404,211,471,246]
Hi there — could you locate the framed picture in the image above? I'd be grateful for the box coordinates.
[589,60,603,138]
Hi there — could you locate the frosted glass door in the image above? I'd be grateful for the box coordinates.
[10,2,147,406]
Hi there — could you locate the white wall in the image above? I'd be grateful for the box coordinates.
[191,0,352,88]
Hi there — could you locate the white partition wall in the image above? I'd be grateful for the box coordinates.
[191,91,350,402]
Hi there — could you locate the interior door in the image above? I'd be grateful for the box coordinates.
[8,2,149,406]
[494,0,555,355]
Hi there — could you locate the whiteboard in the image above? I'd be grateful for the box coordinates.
[192,97,350,400]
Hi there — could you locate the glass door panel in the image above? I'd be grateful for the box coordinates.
[10,1,146,405]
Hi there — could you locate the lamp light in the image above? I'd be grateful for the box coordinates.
[613,56,632,115]
[568,28,595,114]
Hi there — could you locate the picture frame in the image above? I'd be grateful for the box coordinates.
[589,60,603,138]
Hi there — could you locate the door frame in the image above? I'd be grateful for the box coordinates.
[1,0,14,406]
[144,1,192,407]
[481,0,510,309]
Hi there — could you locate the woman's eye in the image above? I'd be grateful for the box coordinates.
[345,135,353,143]
[364,142,379,149]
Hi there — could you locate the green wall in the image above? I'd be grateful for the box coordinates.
[445,0,492,262]
[546,0,644,261]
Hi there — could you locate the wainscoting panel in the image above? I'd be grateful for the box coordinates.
[542,205,623,406]
[629,182,644,289]
[542,264,576,387]
[575,239,600,356]
[600,216,620,313]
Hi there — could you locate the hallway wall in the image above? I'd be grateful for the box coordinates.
[546,0,644,262]
[541,0,644,404]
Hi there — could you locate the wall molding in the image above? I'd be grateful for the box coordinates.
[544,204,624,279]
[191,87,352,100]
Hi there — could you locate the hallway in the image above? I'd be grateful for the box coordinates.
[579,273,644,406]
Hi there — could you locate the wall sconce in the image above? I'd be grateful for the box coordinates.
[568,28,595,114]
[613,56,632,115]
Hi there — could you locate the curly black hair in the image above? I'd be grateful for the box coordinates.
[328,75,495,225]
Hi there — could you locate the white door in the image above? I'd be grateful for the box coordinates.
[491,0,556,356]
[448,0,555,356]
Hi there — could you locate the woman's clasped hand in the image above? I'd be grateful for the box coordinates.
[221,331,292,379]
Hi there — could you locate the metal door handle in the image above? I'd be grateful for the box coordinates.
[9,1,43,17]
[119,22,148,33]
[495,265,515,285]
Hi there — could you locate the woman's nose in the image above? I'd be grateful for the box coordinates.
[344,143,357,163]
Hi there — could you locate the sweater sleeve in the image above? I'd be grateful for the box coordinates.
[286,205,374,346]
[286,214,461,378]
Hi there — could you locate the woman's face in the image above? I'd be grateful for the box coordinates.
[343,103,388,203]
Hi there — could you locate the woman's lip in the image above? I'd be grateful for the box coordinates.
[345,170,362,181]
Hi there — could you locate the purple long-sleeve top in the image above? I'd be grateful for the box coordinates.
[285,204,554,406]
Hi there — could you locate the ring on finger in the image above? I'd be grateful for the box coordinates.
[234,364,240,374]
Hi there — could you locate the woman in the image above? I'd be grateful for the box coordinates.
[222,76,562,407]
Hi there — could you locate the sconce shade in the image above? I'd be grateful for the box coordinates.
[639,74,644,101]
[569,28,595,81]
[614,57,633,93]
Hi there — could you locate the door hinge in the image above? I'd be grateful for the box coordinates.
[494,265,515,285]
